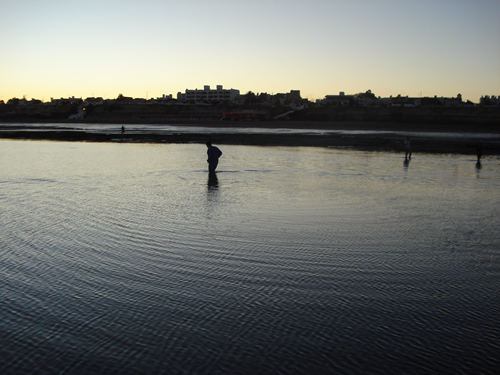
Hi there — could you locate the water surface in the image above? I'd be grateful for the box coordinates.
[2,121,500,140]
[1,141,499,374]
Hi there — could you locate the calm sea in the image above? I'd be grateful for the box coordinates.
[1,140,499,374]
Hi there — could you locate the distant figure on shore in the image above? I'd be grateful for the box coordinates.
[121,126,125,134]
[404,137,412,159]
[206,141,222,172]
[476,143,482,161]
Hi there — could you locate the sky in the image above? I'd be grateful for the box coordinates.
[1,0,499,103]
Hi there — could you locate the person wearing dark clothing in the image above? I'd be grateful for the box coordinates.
[206,142,222,172]
[404,137,412,159]
[476,143,483,161]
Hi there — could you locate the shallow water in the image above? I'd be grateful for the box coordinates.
[2,121,500,140]
[1,140,499,374]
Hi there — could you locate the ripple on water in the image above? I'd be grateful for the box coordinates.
[1,141,499,374]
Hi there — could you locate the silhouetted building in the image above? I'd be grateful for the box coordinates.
[389,95,417,107]
[318,92,352,106]
[480,95,499,106]
[288,90,301,101]
[83,97,104,106]
[177,85,240,103]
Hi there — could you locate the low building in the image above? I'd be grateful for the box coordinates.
[177,85,240,103]
[419,94,463,107]
[49,97,82,105]
[156,94,173,101]
[318,92,353,106]
[84,97,104,106]
[479,95,499,106]
[389,95,418,107]
[356,97,378,106]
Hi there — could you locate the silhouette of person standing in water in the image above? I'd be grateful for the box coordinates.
[476,143,483,162]
[121,126,125,134]
[404,137,412,159]
[206,141,222,172]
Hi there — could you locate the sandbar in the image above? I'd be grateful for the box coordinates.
[0,120,499,156]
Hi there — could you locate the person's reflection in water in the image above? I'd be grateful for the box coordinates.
[206,172,220,216]
[475,160,482,177]
[404,157,410,169]
[208,172,219,190]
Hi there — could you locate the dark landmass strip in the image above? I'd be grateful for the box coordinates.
[1,122,499,156]
[1,103,500,127]
[1,105,499,155]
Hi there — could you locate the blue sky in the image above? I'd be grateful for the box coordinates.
[1,0,499,102]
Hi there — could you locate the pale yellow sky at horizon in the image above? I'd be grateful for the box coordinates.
[1,0,499,103]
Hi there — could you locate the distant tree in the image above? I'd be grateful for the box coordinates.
[243,91,257,105]
[104,102,122,112]
[257,92,268,104]
[354,90,376,100]
[0,100,5,105]
[7,97,20,106]
[272,93,286,106]
[116,93,125,102]
[66,103,80,117]
[84,103,95,115]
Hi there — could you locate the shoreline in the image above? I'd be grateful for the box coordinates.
[1,121,499,155]
[3,118,500,133]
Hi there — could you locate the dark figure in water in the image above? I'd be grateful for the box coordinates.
[121,126,125,134]
[206,141,222,172]
[476,143,483,161]
[404,137,412,159]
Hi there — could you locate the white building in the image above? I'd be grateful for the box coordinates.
[177,85,240,103]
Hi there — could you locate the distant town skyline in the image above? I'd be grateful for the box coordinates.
[0,86,491,105]
[1,0,499,104]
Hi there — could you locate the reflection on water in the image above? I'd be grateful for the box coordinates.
[1,140,499,374]
[208,172,219,189]
[403,157,411,169]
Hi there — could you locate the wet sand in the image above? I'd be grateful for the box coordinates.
[1,120,499,155]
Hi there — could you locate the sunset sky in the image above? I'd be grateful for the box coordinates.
[1,0,499,103]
